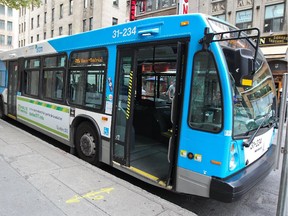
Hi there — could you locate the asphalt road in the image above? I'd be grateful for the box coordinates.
[5,119,287,216]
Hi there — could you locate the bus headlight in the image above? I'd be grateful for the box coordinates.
[229,142,238,171]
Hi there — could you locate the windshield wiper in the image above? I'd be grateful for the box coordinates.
[242,113,271,147]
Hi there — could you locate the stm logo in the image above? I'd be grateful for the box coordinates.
[35,45,43,53]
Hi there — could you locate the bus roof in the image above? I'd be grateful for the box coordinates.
[0,13,224,61]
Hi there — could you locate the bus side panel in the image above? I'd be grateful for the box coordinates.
[16,96,71,142]
[176,167,212,198]
[176,40,234,179]
[105,46,117,115]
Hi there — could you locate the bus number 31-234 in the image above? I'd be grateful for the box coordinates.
[112,27,137,38]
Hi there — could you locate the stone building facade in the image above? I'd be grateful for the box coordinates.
[0,4,18,52]
[18,0,127,47]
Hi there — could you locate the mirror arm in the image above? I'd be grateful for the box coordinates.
[199,27,214,51]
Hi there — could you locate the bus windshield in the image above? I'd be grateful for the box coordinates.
[208,19,277,137]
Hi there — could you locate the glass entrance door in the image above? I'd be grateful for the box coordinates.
[112,48,136,165]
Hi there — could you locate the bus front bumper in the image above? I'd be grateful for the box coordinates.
[209,144,276,203]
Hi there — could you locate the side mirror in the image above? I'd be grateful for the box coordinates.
[223,47,254,87]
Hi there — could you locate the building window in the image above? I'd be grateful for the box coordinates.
[44,32,46,39]
[136,0,177,14]
[213,14,226,21]
[23,39,25,46]
[7,7,12,16]
[112,17,118,25]
[60,4,63,19]
[83,19,86,32]
[139,1,146,13]
[37,15,40,27]
[37,34,39,41]
[264,3,285,33]
[147,0,153,11]
[0,20,5,30]
[235,9,252,30]
[44,12,47,24]
[84,0,88,8]
[69,0,73,15]
[7,21,12,31]
[0,35,5,45]
[113,0,118,6]
[68,23,72,35]
[31,36,33,43]
[24,22,26,31]
[31,18,34,29]
[52,8,55,21]
[51,29,54,38]
[59,26,63,35]
[89,17,93,30]
[7,36,12,46]
[161,0,170,8]
[0,5,5,15]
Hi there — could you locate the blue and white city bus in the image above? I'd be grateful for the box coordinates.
[0,14,277,202]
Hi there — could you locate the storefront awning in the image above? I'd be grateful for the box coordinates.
[260,45,288,59]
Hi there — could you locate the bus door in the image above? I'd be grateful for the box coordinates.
[112,48,136,166]
[7,61,19,118]
[112,41,187,187]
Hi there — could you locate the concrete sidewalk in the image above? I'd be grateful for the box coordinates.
[0,119,196,216]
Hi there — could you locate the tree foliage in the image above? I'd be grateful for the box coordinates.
[0,0,40,9]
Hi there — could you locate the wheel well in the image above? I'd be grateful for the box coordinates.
[71,115,102,150]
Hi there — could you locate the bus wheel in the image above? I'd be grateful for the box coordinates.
[75,121,99,165]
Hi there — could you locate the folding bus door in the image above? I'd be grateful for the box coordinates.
[112,48,136,166]
[7,61,18,118]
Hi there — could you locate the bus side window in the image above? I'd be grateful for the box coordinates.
[43,70,64,100]
[188,51,223,133]
[85,70,104,108]
[69,70,85,105]
[24,70,40,96]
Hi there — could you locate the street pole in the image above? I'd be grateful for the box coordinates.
[276,73,288,216]
[275,73,287,170]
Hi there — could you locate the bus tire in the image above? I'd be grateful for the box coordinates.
[75,121,99,165]
[0,97,6,120]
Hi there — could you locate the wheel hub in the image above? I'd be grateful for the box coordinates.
[80,133,96,157]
